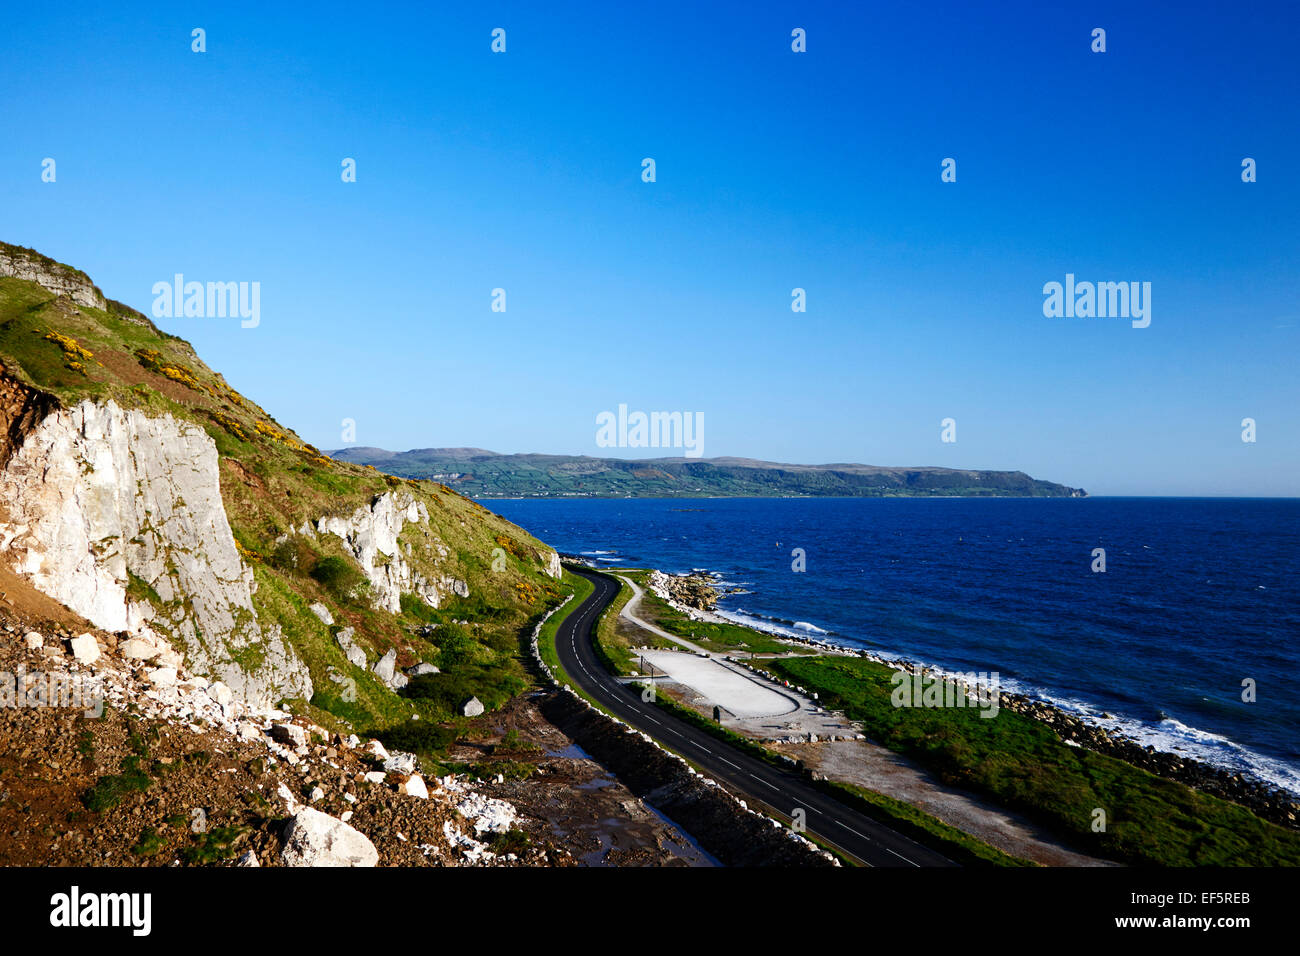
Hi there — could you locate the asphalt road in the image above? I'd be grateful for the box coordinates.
[553,566,955,867]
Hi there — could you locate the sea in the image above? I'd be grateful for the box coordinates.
[489,496,1300,797]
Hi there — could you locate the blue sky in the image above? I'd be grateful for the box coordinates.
[3,0,1297,495]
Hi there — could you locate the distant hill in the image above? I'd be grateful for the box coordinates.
[327,448,1088,499]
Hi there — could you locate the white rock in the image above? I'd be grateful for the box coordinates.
[452,789,517,835]
[335,627,367,669]
[207,681,234,707]
[372,648,399,684]
[0,399,312,708]
[148,666,179,686]
[277,781,302,813]
[156,648,185,670]
[383,752,418,775]
[308,602,334,626]
[363,771,386,785]
[236,850,260,867]
[398,774,428,799]
[364,739,390,761]
[119,638,161,660]
[309,786,325,802]
[543,550,562,579]
[314,492,457,613]
[23,631,43,651]
[69,633,101,665]
[461,696,485,717]
[408,662,439,676]
[280,808,378,867]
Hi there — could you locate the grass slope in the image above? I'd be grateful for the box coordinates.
[758,655,1300,866]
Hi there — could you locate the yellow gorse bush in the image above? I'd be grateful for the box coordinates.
[135,348,203,391]
[43,330,95,360]
[135,349,329,467]
[254,420,308,452]
[210,411,251,442]
[44,330,101,374]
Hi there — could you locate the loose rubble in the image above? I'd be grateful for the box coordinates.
[0,611,543,866]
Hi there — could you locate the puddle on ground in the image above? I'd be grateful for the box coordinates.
[546,742,589,760]
[542,740,720,867]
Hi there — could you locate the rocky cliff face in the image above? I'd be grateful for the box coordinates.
[0,397,311,707]
[0,242,569,731]
[0,374,59,469]
[312,490,561,612]
[0,243,106,311]
[315,491,470,614]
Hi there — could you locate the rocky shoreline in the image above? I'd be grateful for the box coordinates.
[653,571,726,610]
[644,567,1300,831]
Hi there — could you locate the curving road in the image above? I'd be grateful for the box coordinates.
[554,566,955,867]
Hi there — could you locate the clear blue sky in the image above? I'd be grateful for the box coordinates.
[3,1,1297,495]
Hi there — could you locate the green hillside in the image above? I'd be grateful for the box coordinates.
[0,243,567,738]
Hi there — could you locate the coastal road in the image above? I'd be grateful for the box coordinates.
[554,567,955,867]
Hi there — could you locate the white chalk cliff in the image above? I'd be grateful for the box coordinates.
[315,491,470,614]
[311,491,561,612]
[0,398,312,707]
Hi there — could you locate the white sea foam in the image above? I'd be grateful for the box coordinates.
[715,608,836,642]
[974,677,1300,797]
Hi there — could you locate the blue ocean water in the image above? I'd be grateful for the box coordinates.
[490,496,1300,795]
